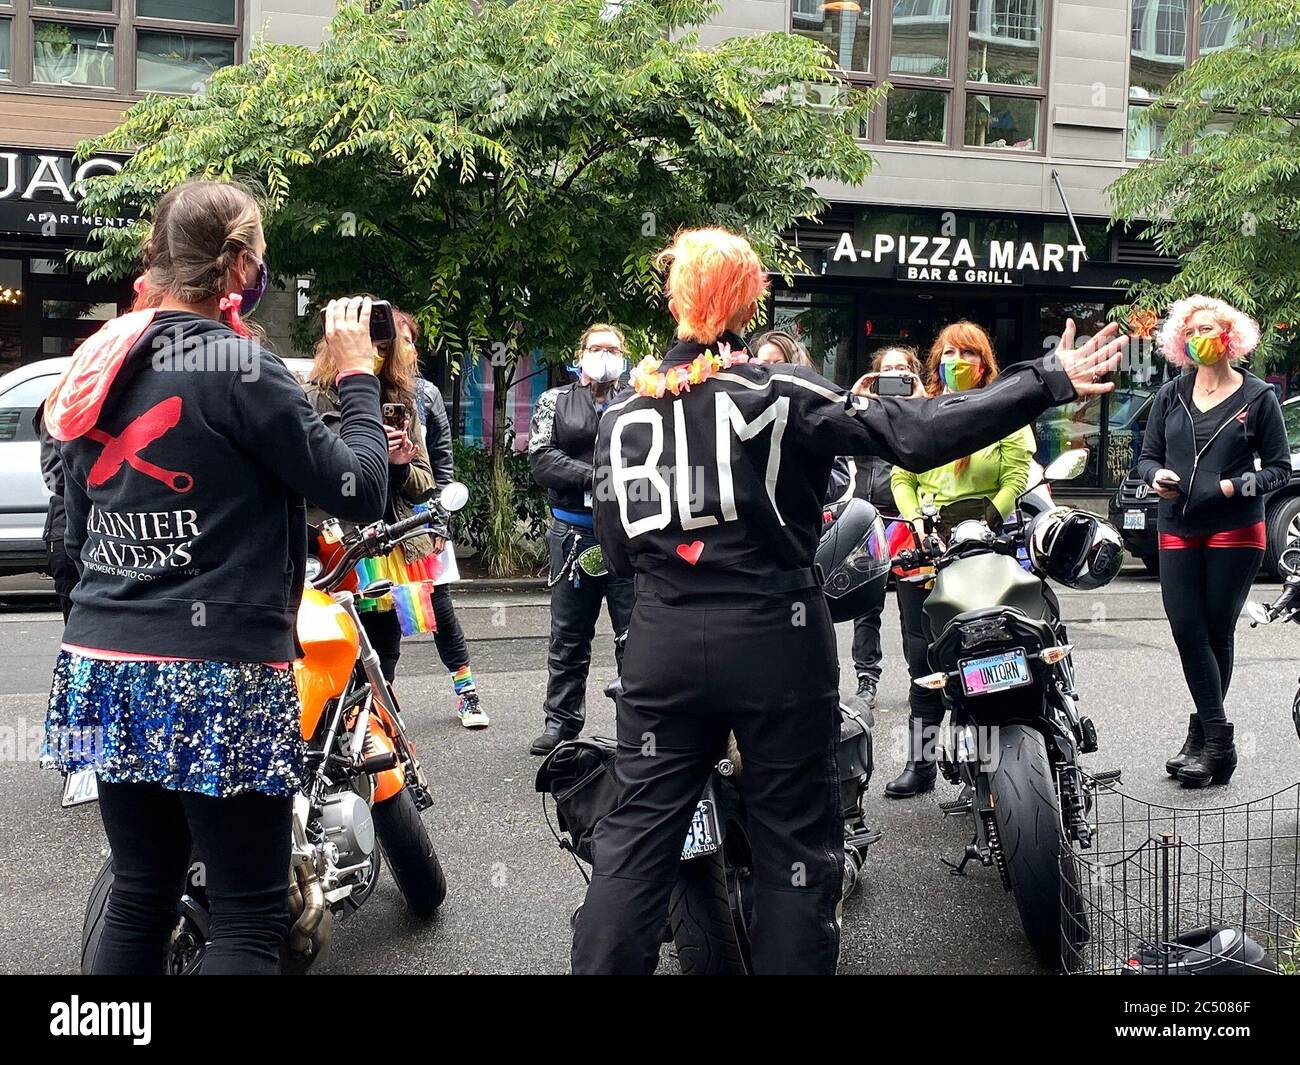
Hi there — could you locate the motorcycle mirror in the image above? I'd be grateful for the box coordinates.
[439,481,470,513]
[1043,448,1089,483]
[576,545,608,578]
[1245,601,1272,626]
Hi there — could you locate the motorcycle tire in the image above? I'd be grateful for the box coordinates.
[80,855,209,975]
[987,724,1088,972]
[372,788,447,919]
[667,850,747,975]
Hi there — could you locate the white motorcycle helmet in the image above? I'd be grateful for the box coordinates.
[1027,506,1124,590]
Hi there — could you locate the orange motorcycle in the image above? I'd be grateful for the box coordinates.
[77,483,467,974]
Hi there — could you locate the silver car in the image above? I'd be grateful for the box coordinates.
[0,358,70,577]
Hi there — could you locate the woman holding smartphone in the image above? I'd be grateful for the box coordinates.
[305,303,489,729]
[1137,296,1289,788]
[847,346,926,706]
[884,321,1035,798]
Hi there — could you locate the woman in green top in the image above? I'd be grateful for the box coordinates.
[885,320,1035,799]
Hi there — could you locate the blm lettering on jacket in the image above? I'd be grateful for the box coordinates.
[609,393,790,538]
[82,504,200,577]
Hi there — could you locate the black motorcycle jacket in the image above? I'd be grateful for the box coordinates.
[593,331,1076,601]
[529,380,609,517]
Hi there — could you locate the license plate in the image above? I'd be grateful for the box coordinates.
[1123,510,1146,530]
[61,768,99,808]
[959,648,1032,697]
[681,799,721,860]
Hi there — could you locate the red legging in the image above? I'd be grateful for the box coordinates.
[1157,522,1264,724]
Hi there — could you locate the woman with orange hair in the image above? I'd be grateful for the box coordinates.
[1137,296,1288,788]
[884,320,1035,799]
[571,226,1126,974]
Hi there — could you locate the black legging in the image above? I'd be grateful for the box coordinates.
[1158,544,1262,724]
[89,779,292,975]
[359,583,469,683]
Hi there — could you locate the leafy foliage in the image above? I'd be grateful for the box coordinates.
[449,437,547,571]
[74,0,879,409]
[1109,0,1300,365]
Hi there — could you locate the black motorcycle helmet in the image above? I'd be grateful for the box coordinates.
[816,498,889,622]
[1122,926,1276,975]
[1027,506,1124,590]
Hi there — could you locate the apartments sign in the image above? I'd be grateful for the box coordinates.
[0,148,135,237]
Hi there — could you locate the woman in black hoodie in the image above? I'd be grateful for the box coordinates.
[41,180,389,973]
[1137,295,1290,787]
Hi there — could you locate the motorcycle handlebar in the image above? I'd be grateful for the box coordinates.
[312,509,443,591]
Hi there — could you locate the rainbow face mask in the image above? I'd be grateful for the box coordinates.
[1185,333,1229,366]
[941,356,982,392]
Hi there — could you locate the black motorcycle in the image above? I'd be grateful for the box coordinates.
[1245,540,1300,742]
[891,449,1122,970]
[536,528,882,976]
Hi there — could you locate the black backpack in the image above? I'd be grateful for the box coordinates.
[534,736,622,866]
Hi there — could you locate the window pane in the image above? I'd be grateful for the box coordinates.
[1127,103,1168,158]
[1198,2,1249,56]
[0,19,10,81]
[1033,301,1110,488]
[1043,220,1110,262]
[791,0,872,74]
[967,0,1041,86]
[32,0,114,11]
[137,30,234,93]
[32,22,115,88]
[1129,0,1187,100]
[137,0,237,25]
[964,94,1038,149]
[885,86,948,141]
[890,0,951,76]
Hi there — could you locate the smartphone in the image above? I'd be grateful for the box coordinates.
[368,300,396,345]
[874,373,915,397]
[382,402,409,430]
[1155,472,1182,492]
[321,299,397,345]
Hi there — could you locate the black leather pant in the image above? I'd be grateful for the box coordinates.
[543,520,634,738]
[571,586,843,975]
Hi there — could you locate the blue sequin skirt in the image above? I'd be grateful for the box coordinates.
[44,651,305,798]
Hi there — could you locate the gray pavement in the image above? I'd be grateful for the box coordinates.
[1,570,1297,974]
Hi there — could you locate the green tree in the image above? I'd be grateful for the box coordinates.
[74,0,879,572]
[1109,0,1300,366]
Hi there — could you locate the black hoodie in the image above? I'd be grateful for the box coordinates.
[1136,370,1291,538]
[56,311,389,662]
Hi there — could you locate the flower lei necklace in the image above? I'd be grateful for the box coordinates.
[628,341,749,399]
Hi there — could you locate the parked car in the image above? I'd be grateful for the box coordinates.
[1110,395,1300,577]
[0,353,315,578]
[0,358,70,578]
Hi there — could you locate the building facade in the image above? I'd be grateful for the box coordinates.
[701,0,1256,494]
[0,2,1257,492]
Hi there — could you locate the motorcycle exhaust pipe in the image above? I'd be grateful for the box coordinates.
[288,860,326,955]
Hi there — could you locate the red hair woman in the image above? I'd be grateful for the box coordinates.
[1138,295,1290,787]
[883,320,1036,799]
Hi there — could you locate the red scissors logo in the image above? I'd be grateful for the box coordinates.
[86,396,194,494]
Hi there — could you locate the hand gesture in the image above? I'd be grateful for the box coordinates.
[1052,318,1127,397]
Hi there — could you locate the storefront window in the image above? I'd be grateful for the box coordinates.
[0,260,21,377]
[963,93,1037,149]
[32,21,114,88]
[771,291,856,386]
[885,86,948,142]
[890,0,951,76]
[966,0,1042,86]
[136,29,234,92]
[791,0,872,73]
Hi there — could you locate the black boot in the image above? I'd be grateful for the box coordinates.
[884,718,937,799]
[1165,714,1204,777]
[1177,722,1237,788]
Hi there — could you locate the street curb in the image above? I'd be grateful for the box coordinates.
[456,576,549,593]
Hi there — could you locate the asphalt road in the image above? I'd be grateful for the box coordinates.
[1,569,1298,975]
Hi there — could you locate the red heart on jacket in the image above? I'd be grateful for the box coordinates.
[676,540,705,565]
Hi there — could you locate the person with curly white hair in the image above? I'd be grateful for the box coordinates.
[1137,295,1290,788]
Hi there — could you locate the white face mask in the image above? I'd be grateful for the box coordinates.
[580,352,625,383]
